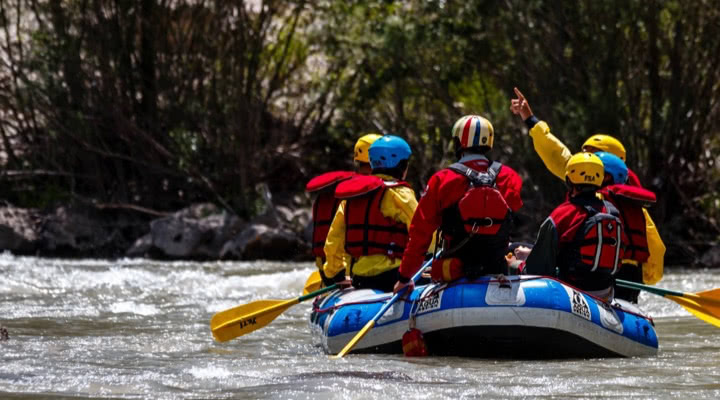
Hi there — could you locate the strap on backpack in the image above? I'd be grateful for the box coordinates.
[448,161,502,186]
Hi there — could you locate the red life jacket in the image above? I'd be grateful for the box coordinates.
[335,175,410,260]
[446,162,511,236]
[600,184,656,263]
[571,200,626,276]
[306,171,355,258]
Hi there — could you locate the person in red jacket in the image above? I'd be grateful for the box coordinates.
[523,153,626,300]
[510,88,665,295]
[393,115,523,293]
[305,134,382,273]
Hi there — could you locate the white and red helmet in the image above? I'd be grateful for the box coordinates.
[451,115,494,149]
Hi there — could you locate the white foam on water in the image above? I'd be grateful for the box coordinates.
[205,267,315,313]
[187,365,233,379]
[109,301,160,316]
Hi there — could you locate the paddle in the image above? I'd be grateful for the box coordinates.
[211,284,338,342]
[302,270,323,295]
[331,260,430,358]
[616,279,720,328]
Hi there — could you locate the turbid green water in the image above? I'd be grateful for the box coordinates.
[1,254,719,399]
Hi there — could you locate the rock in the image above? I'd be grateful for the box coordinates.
[194,212,245,258]
[302,219,313,244]
[292,207,312,233]
[275,205,295,226]
[0,326,8,341]
[148,203,244,259]
[125,233,153,258]
[249,211,280,228]
[0,206,41,253]
[700,244,720,268]
[41,206,125,256]
[220,224,309,260]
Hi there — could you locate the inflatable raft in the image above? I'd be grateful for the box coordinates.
[309,276,658,358]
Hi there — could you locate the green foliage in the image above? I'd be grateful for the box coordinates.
[1,0,719,246]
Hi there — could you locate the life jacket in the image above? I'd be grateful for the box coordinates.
[435,162,512,275]
[568,200,626,276]
[306,171,355,258]
[600,184,656,263]
[335,175,410,261]
[446,162,511,236]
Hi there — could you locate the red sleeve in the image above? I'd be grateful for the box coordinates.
[398,170,465,280]
[626,168,643,188]
[549,202,586,243]
[496,165,523,212]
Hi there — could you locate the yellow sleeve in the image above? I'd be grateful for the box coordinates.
[642,208,665,285]
[380,186,418,228]
[528,120,573,180]
[322,200,350,278]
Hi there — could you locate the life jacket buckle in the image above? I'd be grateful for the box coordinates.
[471,218,493,233]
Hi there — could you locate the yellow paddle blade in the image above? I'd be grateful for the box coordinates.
[692,288,720,317]
[303,271,323,296]
[667,295,720,328]
[210,298,298,342]
[331,320,375,359]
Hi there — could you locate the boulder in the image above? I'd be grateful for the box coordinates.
[125,233,153,258]
[220,223,309,260]
[0,206,41,253]
[147,203,244,259]
[41,206,124,256]
[700,244,720,268]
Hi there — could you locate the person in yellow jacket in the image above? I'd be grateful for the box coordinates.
[509,87,665,296]
[322,135,418,292]
[305,134,382,272]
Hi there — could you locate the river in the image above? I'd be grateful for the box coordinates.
[1,253,719,399]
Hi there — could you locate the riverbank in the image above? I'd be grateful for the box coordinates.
[0,202,311,261]
[1,200,719,266]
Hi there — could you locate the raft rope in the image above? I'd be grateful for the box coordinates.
[312,275,544,314]
[312,275,653,323]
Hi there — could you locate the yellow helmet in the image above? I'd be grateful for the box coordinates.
[582,134,626,161]
[452,115,494,149]
[354,133,382,163]
[566,152,604,187]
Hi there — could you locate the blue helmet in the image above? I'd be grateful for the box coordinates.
[369,135,412,169]
[595,151,628,184]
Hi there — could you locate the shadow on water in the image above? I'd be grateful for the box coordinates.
[289,370,413,381]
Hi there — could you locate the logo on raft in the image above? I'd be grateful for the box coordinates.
[570,289,592,320]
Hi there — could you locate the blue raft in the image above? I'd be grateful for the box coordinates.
[309,276,658,358]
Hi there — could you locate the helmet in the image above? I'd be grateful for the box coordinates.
[369,135,412,169]
[582,134,626,161]
[452,115,494,149]
[595,151,628,184]
[566,152,604,187]
[354,133,382,163]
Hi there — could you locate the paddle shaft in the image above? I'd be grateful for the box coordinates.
[616,278,720,328]
[332,259,430,358]
[299,283,337,302]
[616,279,684,298]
